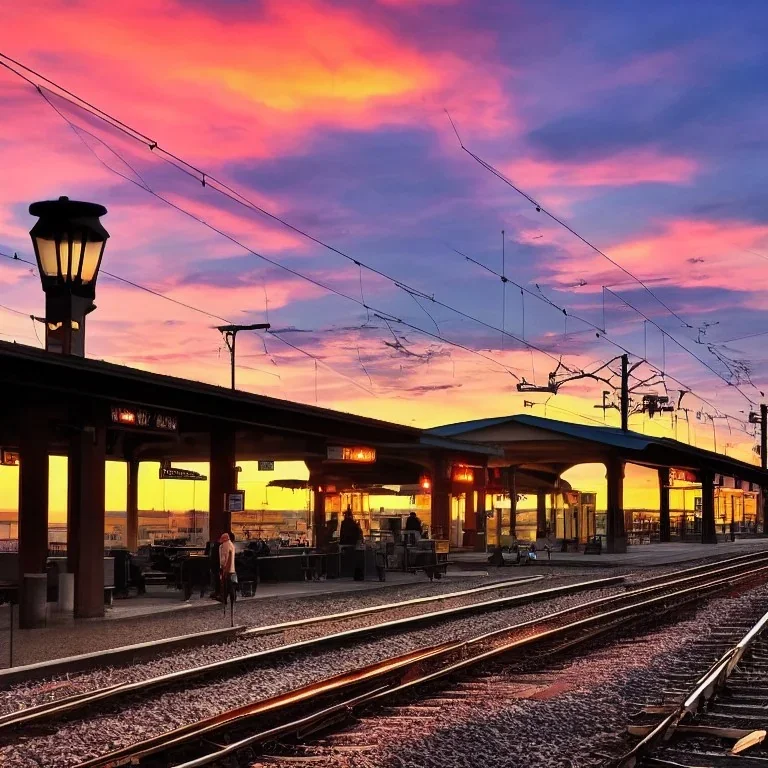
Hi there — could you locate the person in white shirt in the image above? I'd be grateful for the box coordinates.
[218,532,237,604]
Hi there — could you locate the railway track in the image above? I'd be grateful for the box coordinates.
[0,575,543,686]
[0,574,619,733]
[54,554,768,768]
[612,590,768,767]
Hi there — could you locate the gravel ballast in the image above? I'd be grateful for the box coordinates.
[282,583,768,768]
[0,584,626,768]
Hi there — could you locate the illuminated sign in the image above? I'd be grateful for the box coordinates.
[110,406,178,433]
[1,449,19,467]
[670,468,697,483]
[258,460,275,472]
[226,491,245,513]
[159,465,207,481]
[326,446,377,463]
[451,465,474,484]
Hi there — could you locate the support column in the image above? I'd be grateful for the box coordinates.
[208,428,237,541]
[508,467,517,539]
[126,458,139,552]
[462,481,476,548]
[536,491,547,540]
[605,456,626,554]
[312,487,326,547]
[474,468,487,552]
[18,413,50,621]
[431,458,451,541]
[68,426,106,619]
[701,469,717,544]
[658,467,671,543]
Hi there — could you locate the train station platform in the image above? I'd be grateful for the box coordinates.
[453,537,768,569]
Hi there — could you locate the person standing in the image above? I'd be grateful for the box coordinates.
[219,532,237,605]
[405,511,423,535]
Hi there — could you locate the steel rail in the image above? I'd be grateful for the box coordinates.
[243,575,544,637]
[85,561,768,768]
[628,549,768,590]
[5,554,767,734]
[0,576,539,686]
[0,575,617,731]
[612,603,768,767]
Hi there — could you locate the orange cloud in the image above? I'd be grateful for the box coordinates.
[1,0,507,162]
[507,148,698,189]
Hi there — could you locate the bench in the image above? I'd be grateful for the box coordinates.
[584,537,602,555]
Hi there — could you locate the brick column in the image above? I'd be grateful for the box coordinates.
[701,469,717,544]
[605,456,626,554]
[68,426,106,618]
[18,412,49,626]
[208,427,237,541]
[658,467,671,542]
[431,458,451,541]
[536,491,547,540]
[126,458,139,552]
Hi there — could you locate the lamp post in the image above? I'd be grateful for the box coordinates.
[28,196,109,357]
[216,323,271,390]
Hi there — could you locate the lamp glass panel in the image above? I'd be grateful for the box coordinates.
[80,239,103,284]
[63,237,73,281]
[36,237,59,277]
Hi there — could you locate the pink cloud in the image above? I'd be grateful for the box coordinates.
[506,148,698,189]
[542,218,768,295]
[1,0,512,164]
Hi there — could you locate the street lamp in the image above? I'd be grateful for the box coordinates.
[28,196,109,356]
[216,323,271,390]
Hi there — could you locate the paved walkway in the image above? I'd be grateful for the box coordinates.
[453,537,768,568]
[95,568,490,622]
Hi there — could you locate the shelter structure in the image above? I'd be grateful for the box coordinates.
[429,414,768,553]
[0,340,499,623]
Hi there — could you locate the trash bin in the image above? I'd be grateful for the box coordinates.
[20,574,47,628]
[58,572,74,612]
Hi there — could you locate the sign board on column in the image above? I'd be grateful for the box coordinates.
[258,460,275,471]
[226,491,245,513]
[0,449,19,466]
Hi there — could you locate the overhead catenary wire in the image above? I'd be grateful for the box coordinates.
[0,53,758,443]
[4,52,741,410]
[454,247,755,429]
[0,53,562,378]
[444,108,693,329]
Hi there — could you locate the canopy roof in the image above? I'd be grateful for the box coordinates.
[430,414,768,486]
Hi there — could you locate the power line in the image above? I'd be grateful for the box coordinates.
[0,53,563,379]
[445,109,693,329]
[0,53,756,434]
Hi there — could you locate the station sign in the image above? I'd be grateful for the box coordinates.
[110,405,178,433]
[670,468,697,483]
[326,446,376,463]
[1,449,19,467]
[258,460,275,472]
[226,490,246,513]
[159,464,207,481]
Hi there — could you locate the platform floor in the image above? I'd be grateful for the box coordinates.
[454,537,768,568]
[97,568,490,622]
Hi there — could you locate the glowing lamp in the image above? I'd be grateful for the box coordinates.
[29,196,109,356]
[420,476,432,491]
[451,465,474,484]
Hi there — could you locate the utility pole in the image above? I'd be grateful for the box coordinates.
[620,353,629,432]
[762,404,767,471]
[216,323,271,390]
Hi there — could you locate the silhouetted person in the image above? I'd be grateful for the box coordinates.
[405,511,423,534]
[339,509,362,546]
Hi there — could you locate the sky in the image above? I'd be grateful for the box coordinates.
[2,1,768,515]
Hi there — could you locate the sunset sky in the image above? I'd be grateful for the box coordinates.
[2,1,768,516]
